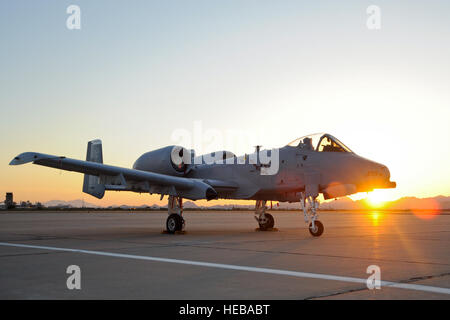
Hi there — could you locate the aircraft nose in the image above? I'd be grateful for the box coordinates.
[377,163,396,188]
[379,165,390,180]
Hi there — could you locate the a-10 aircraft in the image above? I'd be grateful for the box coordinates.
[10,133,396,237]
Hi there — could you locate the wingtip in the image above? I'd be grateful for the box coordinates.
[8,152,55,166]
[9,155,25,165]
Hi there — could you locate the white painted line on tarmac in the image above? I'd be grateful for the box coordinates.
[1,241,449,295]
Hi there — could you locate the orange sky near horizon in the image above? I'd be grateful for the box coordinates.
[1,1,450,207]
[1,159,448,208]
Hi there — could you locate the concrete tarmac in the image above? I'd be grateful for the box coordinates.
[0,210,449,299]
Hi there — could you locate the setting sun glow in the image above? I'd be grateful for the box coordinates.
[349,190,397,209]
[367,191,387,208]
[370,211,382,226]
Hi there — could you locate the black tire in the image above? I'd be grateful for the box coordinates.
[166,214,184,233]
[309,220,324,237]
[259,213,275,230]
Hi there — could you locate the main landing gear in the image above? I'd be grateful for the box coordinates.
[164,195,323,236]
[254,200,275,230]
[300,192,324,237]
[166,196,185,233]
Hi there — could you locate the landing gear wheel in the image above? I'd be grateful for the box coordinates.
[259,213,275,230]
[309,220,324,237]
[166,214,184,234]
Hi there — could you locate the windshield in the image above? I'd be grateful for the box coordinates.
[287,133,353,153]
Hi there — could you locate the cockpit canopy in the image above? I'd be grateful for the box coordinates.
[287,133,353,153]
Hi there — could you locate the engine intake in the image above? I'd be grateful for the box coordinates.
[133,146,192,176]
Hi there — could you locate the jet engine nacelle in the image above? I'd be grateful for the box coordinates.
[132,145,193,176]
[322,183,357,200]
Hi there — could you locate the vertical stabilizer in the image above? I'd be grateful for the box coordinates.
[82,139,105,199]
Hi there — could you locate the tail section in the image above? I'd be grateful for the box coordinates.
[82,139,105,199]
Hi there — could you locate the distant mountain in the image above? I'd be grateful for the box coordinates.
[44,199,100,208]
[319,196,450,210]
[41,195,450,210]
[317,197,361,210]
[183,201,200,209]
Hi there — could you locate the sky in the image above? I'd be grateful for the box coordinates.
[1,0,449,206]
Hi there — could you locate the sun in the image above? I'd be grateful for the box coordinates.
[368,192,385,207]
[365,189,394,208]
[349,190,392,208]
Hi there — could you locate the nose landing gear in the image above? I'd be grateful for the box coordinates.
[301,192,324,237]
[308,220,324,237]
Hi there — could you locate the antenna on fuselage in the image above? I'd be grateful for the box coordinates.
[254,145,262,165]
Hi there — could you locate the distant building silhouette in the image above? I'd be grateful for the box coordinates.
[5,192,15,209]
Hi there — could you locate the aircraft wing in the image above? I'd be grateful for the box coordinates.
[9,152,218,201]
